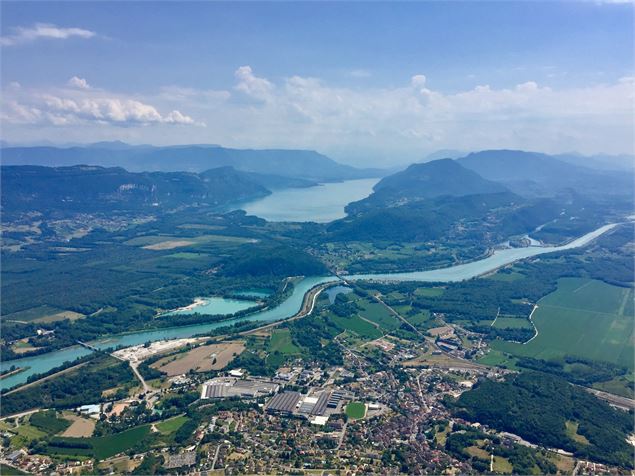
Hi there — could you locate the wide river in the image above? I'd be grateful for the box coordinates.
[0,223,618,390]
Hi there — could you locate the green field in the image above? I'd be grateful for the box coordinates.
[330,314,383,339]
[357,299,401,330]
[345,402,367,420]
[269,329,301,355]
[493,278,635,368]
[29,410,71,434]
[48,424,151,460]
[156,415,189,434]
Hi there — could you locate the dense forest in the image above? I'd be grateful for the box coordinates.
[452,372,634,468]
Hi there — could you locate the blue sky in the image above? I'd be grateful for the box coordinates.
[1,1,633,165]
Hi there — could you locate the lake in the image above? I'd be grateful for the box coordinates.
[0,223,617,390]
[163,297,258,317]
[237,178,379,222]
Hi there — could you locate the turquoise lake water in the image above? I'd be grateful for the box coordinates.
[163,297,257,317]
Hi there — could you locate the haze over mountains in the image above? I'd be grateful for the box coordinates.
[0,143,384,182]
[2,145,633,225]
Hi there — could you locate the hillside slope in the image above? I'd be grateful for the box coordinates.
[1,165,270,214]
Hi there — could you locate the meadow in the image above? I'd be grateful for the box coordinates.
[493,278,634,369]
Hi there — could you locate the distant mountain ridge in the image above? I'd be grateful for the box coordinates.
[347,158,509,214]
[0,143,385,182]
[457,149,633,198]
[1,164,271,215]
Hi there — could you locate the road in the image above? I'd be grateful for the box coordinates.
[240,281,338,336]
[0,408,43,421]
[584,387,635,410]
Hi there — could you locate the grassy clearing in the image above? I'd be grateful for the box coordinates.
[156,415,189,434]
[493,455,513,473]
[435,424,450,446]
[465,445,489,459]
[565,421,590,446]
[493,278,634,369]
[269,329,301,355]
[345,402,366,420]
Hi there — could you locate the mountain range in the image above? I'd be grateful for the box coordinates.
[1,165,272,215]
[0,143,384,182]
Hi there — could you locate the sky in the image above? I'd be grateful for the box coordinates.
[1,1,633,167]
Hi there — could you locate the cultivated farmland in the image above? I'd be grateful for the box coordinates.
[493,278,634,368]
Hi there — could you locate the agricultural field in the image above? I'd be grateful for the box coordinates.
[61,414,96,438]
[328,314,383,339]
[493,278,635,369]
[151,341,245,376]
[29,410,71,434]
[46,424,151,461]
[355,298,401,330]
[2,305,85,324]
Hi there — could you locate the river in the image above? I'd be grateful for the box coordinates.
[0,223,618,390]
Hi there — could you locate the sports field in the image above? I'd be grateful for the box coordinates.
[493,278,634,368]
[345,402,367,420]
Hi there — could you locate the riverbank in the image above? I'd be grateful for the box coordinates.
[0,367,26,380]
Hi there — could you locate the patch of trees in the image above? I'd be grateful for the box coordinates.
[289,316,343,366]
[221,244,328,277]
[1,355,135,414]
[516,356,629,386]
[451,372,634,468]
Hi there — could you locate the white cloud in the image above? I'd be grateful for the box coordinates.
[68,76,91,90]
[1,23,97,46]
[2,67,632,163]
[234,65,274,101]
[1,81,198,127]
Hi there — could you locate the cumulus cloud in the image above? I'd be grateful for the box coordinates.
[1,81,198,127]
[1,23,97,46]
[67,76,91,90]
[2,66,632,162]
[234,65,274,101]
